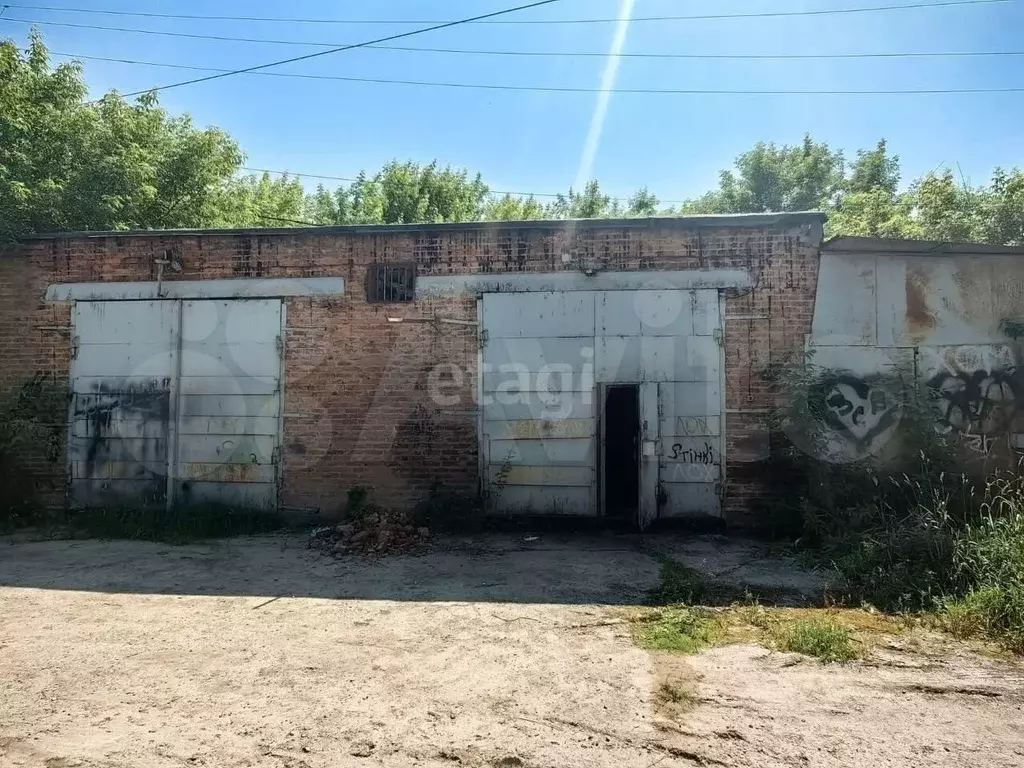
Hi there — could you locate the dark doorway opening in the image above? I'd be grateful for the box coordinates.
[604,385,640,518]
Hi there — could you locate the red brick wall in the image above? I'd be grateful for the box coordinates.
[0,217,822,524]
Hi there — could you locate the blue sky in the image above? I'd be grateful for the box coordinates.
[2,0,1023,206]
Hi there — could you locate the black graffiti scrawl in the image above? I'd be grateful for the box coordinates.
[811,372,900,456]
[928,368,1020,437]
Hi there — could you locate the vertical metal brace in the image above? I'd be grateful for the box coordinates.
[165,300,184,513]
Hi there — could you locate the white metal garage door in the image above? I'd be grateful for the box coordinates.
[480,289,723,523]
[69,299,283,510]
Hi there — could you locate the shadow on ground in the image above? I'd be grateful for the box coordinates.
[0,532,831,605]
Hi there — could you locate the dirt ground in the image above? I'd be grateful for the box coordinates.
[1,533,1022,768]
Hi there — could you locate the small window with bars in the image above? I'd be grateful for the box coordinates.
[366,263,416,303]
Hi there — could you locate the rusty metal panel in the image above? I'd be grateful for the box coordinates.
[180,462,277,484]
[490,465,593,487]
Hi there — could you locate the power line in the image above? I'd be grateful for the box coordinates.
[0,0,1010,25]
[2,1,1014,49]
[50,43,1024,63]
[48,51,1024,96]
[103,0,568,99]
[239,167,688,205]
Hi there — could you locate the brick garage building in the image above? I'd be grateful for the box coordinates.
[0,213,823,528]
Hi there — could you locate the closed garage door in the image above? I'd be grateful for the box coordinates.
[69,299,283,510]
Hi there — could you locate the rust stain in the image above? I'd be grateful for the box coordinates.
[905,266,937,343]
[182,462,265,483]
[507,418,592,440]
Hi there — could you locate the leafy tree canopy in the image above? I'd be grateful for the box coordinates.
[4,32,1023,246]
[1,33,243,239]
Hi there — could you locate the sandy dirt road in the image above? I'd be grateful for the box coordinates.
[0,534,1021,767]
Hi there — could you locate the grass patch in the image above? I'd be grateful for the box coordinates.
[66,503,284,543]
[635,606,722,654]
[637,555,886,660]
[771,617,860,662]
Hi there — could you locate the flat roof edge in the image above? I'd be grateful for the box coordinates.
[16,212,827,242]
[823,235,1024,256]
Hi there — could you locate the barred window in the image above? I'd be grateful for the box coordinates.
[366,263,416,303]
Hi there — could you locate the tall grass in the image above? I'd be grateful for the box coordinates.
[762,362,1024,651]
[946,477,1024,651]
[791,465,1024,651]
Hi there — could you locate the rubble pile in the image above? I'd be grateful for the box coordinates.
[310,507,430,557]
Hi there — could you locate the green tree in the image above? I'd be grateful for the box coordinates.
[829,139,917,238]
[483,194,548,221]
[1,33,243,238]
[547,180,619,219]
[349,161,490,224]
[626,187,660,217]
[846,139,900,196]
[213,172,305,228]
[679,135,845,214]
[985,168,1024,246]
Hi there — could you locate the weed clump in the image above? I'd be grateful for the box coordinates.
[636,606,721,654]
[771,618,859,662]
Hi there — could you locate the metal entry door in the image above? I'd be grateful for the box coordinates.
[69,299,283,510]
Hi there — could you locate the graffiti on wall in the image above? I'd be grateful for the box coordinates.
[808,371,902,461]
[924,345,1022,456]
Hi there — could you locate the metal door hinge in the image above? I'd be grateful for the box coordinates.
[69,335,80,360]
[713,328,724,348]
[478,329,489,349]
[275,334,284,354]
[271,446,282,466]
